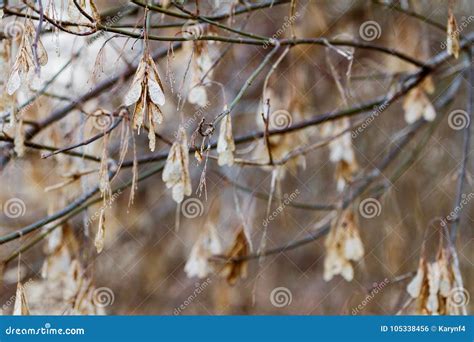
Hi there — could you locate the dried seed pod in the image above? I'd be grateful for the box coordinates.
[185,224,222,278]
[343,217,365,261]
[188,41,214,108]
[407,256,427,299]
[406,243,465,315]
[162,126,192,203]
[125,52,165,151]
[438,249,454,298]
[403,87,436,124]
[325,119,358,191]
[13,112,25,157]
[217,114,235,166]
[7,20,48,95]
[323,210,364,282]
[426,261,441,314]
[324,248,354,282]
[188,85,208,108]
[94,209,106,253]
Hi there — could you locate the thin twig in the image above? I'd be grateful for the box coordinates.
[41,116,123,159]
[449,50,473,241]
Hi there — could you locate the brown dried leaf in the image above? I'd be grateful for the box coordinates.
[220,229,249,285]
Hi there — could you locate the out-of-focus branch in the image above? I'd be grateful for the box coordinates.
[0,177,105,245]
[41,115,123,159]
[169,1,269,41]
[209,73,463,263]
[123,33,474,168]
[22,0,97,36]
[210,121,426,263]
[212,43,281,125]
[450,49,473,241]
[1,161,165,261]
[372,0,447,33]
[132,0,291,22]
[0,136,101,162]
